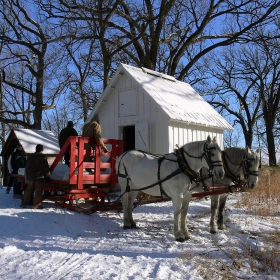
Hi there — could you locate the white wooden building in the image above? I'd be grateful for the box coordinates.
[86,64,233,154]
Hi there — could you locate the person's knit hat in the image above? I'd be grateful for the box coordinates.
[36,144,44,153]
[68,121,74,127]
[92,113,100,122]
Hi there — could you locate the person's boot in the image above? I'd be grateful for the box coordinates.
[6,186,11,194]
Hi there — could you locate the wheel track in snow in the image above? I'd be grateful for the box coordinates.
[40,214,94,280]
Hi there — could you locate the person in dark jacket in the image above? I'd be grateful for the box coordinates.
[11,144,26,198]
[59,121,78,166]
[20,144,50,209]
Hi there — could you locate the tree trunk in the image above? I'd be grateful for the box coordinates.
[265,118,277,166]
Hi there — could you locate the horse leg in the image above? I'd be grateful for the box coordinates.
[121,182,138,229]
[180,193,192,240]
[126,189,138,228]
[172,195,188,242]
[210,195,219,234]
[217,194,228,230]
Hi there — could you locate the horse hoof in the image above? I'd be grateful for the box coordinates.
[131,224,137,229]
[123,226,131,230]
[175,237,185,242]
[210,230,218,234]
[218,225,226,230]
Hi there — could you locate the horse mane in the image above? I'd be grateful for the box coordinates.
[178,139,221,156]
[179,140,204,155]
[224,147,247,163]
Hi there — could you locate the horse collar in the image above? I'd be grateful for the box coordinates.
[222,151,239,181]
[176,148,198,182]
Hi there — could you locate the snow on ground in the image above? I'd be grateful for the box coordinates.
[0,185,279,280]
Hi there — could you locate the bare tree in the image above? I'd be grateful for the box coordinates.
[251,34,280,165]
[201,46,262,148]
[113,0,280,82]
[0,0,58,130]
[38,0,125,90]
[1,0,280,154]
[61,39,102,121]
[202,32,280,165]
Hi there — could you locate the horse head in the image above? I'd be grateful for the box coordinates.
[202,136,225,179]
[223,146,260,189]
[243,147,260,189]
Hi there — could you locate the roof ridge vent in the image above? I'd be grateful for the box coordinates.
[141,67,176,82]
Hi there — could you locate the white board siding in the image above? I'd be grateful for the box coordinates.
[153,109,169,154]
[168,121,224,152]
[138,86,145,121]
[99,99,115,139]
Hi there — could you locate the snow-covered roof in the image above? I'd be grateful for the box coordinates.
[87,64,233,130]
[14,128,60,154]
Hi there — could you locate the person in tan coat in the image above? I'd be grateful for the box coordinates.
[82,114,109,174]
[20,144,50,209]
[82,114,108,153]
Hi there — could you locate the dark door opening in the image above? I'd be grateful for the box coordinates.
[123,126,135,151]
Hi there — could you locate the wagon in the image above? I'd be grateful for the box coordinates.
[14,136,243,214]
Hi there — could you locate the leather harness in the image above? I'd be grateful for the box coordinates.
[117,143,220,198]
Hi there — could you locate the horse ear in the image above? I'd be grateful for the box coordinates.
[207,135,212,144]
[246,146,250,154]
[213,136,217,143]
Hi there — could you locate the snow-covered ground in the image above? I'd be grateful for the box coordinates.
[0,185,279,280]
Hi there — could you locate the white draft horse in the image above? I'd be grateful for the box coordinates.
[116,136,225,242]
[198,147,260,234]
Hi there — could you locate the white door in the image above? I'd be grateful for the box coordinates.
[135,122,149,152]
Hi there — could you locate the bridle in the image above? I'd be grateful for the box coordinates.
[181,142,223,170]
[222,150,259,186]
[177,141,223,182]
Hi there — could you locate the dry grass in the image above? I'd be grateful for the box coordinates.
[180,242,280,280]
[235,166,280,217]
[180,239,280,279]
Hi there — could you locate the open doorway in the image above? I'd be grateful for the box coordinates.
[123,126,135,151]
